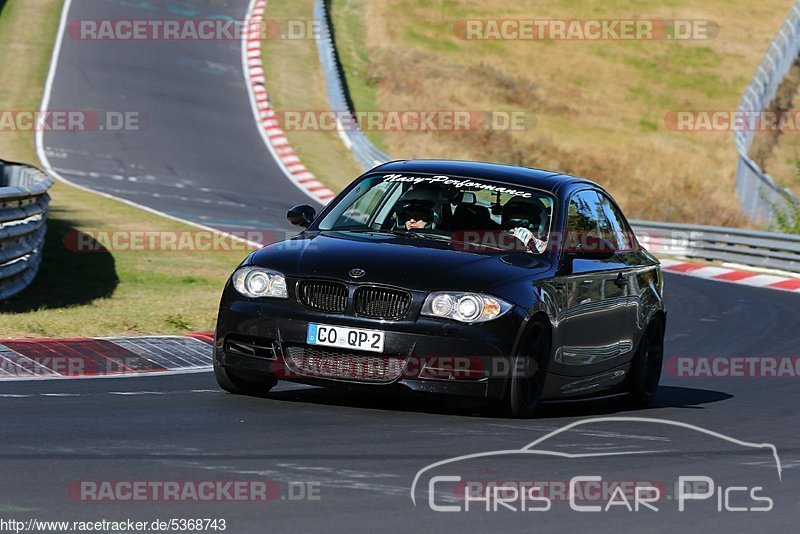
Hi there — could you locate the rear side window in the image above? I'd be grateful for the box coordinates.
[597,193,637,252]
[566,189,635,255]
[566,190,604,247]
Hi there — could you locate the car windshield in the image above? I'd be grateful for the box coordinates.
[317,173,555,254]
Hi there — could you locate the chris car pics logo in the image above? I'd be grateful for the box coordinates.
[410,417,782,513]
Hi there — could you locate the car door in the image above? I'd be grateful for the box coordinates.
[596,191,653,363]
[554,189,631,380]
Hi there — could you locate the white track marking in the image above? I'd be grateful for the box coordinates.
[0,367,211,382]
[109,391,167,396]
[35,0,262,249]
[0,390,221,399]
[490,423,671,442]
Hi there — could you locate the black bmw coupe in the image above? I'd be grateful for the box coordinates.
[214,160,665,417]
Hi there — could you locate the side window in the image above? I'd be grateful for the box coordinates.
[349,181,391,219]
[336,181,397,227]
[598,193,635,252]
[566,190,605,251]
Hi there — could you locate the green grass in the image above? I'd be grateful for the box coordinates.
[0,181,247,338]
[622,46,730,97]
[0,0,249,338]
[0,0,62,164]
[639,115,658,132]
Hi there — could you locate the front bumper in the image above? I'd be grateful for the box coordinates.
[214,293,525,399]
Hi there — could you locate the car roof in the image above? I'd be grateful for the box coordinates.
[371,159,598,195]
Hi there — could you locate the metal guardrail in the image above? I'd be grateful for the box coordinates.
[735,1,800,224]
[315,1,800,275]
[632,220,800,273]
[314,0,391,170]
[0,160,53,301]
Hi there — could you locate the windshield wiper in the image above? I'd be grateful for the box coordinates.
[382,229,424,238]
[330,227,421,238]
[410,231,452,242]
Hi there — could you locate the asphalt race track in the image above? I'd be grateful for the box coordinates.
[39,0,314,237]
[8,0,799,531]
[2,275,799,531]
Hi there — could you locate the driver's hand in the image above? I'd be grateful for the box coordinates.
[511,227,534,246]
[511,227,547,253]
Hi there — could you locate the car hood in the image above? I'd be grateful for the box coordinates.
[249,231,552,293]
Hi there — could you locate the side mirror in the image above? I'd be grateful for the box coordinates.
[287,204,316,228]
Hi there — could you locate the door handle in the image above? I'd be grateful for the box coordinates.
[613,273,627,289]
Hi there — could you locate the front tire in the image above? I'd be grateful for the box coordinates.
[627,318,665,406]
[214,358,277,397]
[506,321,551,418]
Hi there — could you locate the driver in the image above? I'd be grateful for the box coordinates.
[502,196,549,253]
[394,187,442,230]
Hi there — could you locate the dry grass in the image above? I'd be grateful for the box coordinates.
[331,0,796,226]
[754,60,800,198]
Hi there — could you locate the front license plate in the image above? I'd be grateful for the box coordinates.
[307,323,385,353]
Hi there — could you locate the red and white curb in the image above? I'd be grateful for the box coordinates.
[0,333,213,381]
[243,0,336,205]
[3,260,798,383]
[660,258,800,294]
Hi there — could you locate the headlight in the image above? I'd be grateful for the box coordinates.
[422,292,512,323]
[232,266,288,299]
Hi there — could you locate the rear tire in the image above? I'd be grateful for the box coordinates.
[214,358,277,397]
[506,321,550,418]
[627,318,664,406]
